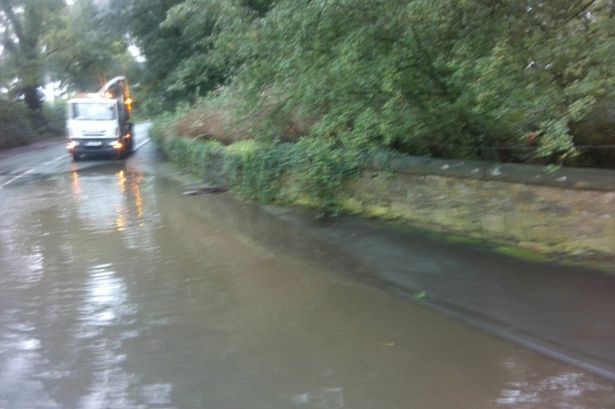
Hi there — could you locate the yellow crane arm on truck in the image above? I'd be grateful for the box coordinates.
[99,76,134,116]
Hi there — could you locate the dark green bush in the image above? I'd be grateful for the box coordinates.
[40,102,67,138]
[0,99,67,149]
[287,138,363,209]
[0,99,36,149]
[223,141,291,202]
[153,111,376,210]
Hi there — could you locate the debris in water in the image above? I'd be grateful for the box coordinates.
[183,186,228,196]
[292,387,344,408]
[414,290,427,300]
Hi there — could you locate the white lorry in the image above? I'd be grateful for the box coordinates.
[66,76,134,160]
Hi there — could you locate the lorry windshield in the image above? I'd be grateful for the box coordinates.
[71,103,117,120]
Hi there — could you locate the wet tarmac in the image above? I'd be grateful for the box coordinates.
[1,126,614,408]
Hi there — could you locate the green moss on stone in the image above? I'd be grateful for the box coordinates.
[340,196,364,214]
[494,245,552,263]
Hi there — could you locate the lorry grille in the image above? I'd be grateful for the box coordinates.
[82,130,106,137]
[77,139,113,150]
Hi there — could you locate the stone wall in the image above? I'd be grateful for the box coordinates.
[344,157,615,259]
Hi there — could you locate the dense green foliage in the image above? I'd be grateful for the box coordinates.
[135,0,615,166]
[107,0,188,113]
[0,99,35,148]
[224,138,367,208]
[110,0,275,113]
[45,0,141,91]
[0,0,64,111]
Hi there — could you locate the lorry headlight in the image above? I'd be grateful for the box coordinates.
[66,140,79,150]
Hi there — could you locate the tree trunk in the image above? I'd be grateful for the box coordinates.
[22,86,43,111]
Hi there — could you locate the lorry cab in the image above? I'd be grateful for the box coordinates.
[66,77,134,160]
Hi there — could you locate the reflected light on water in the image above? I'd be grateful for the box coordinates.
[83,263,128,326]
[116,170,127,194]
[114,170,131,232]
[115,208,127,232]
[75,263,145,407]
[67,167,149,233]
[70,170,81,203]
[131,178,144,223]
[88,265,123,304]
[23,247,44,284]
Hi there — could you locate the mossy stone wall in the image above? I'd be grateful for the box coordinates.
[343,157,615,258]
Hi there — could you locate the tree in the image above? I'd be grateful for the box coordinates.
[0,0,64,110]
[106,0,191,113]
[45,0,141,92]
[229,0,615,160]
[111,0,276,113]
[99,0,613,163]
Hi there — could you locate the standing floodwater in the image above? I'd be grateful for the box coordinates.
[0,141,614,409]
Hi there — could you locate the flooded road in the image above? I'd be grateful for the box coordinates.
[1,128,614,408]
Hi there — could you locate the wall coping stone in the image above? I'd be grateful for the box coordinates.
[390,155,615,192]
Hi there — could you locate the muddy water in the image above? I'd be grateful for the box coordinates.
[0,160,614,409]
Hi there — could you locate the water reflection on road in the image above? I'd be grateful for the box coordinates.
[0,158,614,408]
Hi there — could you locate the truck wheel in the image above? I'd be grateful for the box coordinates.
[72,153,80,161]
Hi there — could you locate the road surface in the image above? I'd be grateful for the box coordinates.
[1,124,614,408]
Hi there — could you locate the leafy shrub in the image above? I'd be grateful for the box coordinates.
[154,113,376,210]
[166,137,225,178]
[0,99,67,149]
[0,99,36,149]
[40,102,66,138]
[224,141,291,202]
[287,138,363,209]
